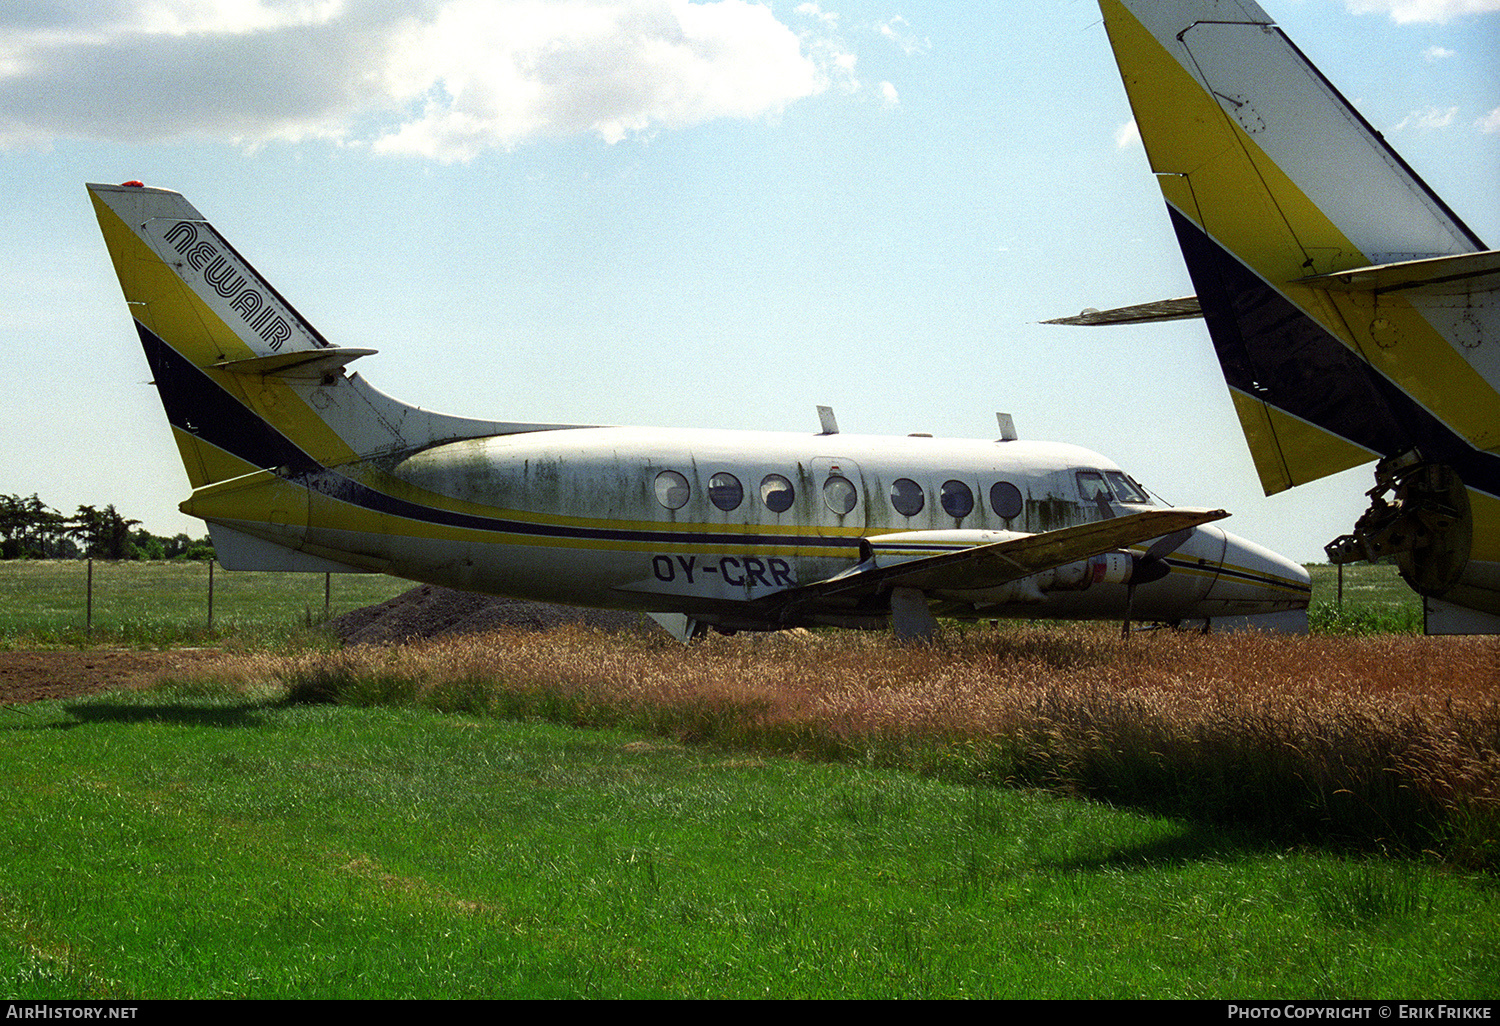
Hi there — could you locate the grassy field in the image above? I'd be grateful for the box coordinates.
[0,560,409,648]
[3,688,1496,999]
[1307,562,1424,634]
[0,558,1495,998]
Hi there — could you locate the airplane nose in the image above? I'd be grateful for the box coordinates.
[1199,527,1312,615]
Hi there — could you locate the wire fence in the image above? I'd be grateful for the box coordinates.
[0,560,408,636]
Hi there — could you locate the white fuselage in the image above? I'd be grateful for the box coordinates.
[225,425,1310,631]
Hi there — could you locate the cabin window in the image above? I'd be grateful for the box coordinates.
[1076,471,1112,503]
[709,472,744,512]
[654,470,690,510]
[989,481,1022,520]
[890,478,924,517]
[940,480,974,519]
[1106,470,1151,504]
[760,474,795,513]
[823,475,857,515]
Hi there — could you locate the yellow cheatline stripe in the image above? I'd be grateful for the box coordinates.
[187,472,865,556]
[1214,569,1312,596]
[1100,0,1500,452]
[307,491,860,557]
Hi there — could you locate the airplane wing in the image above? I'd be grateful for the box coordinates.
[776,506,1226,619]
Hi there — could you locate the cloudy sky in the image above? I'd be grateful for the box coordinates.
[2,0,1497,563]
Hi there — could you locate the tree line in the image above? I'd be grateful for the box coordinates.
[1,493,214,561]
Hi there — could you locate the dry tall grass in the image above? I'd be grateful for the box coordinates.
[173,625,1500,865]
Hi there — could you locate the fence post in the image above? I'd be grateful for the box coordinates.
[86,558,93,635]
[208,559,215,628]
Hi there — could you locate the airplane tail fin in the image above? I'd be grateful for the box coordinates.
[89,181,573,484]
[89,182,369,491]
[1097,0,1498,495]
[89,181,565,569]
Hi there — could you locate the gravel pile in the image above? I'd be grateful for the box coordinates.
[328,584,653,645]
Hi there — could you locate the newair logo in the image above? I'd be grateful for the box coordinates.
[162,220,298,352]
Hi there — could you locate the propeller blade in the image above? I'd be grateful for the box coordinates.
[1129,528,1193,586]
[1144,528,1192,562]
[1125,528,1194,634]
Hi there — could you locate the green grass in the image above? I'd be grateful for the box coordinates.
[2,689,1496,999]
[0,560,1493,997]
[0,560,408,648]
[1307,562,1423,634]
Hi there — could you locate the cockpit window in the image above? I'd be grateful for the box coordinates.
[654,470,690,510]
[1076,471,1112,503]
[1106,471,1152,504]
[890,478,924,517]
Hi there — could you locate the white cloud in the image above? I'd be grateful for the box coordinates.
[1478,106,1500,133]
[377,0,830,157]
[879,80,898,106]
[1392,105,1460,130]
[877,15,928,56]
[0,0,857,158]
[1343,0,1500,24]
[1422,45,1457,60]
[1114,119,1140,150]
[793,2,838,29]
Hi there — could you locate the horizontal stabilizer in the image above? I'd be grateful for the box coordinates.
[1293,250,1500,296]
[1043,297,1202,326]
[211,348,379,377]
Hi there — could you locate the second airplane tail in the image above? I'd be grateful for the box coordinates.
[1097,0,1498,496]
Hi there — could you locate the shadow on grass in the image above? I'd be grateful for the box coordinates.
[59,699,274,729]
[1042,821,1284,874]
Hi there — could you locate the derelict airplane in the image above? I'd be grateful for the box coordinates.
[1052,0,1499,633]
[86,177,1308,640]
